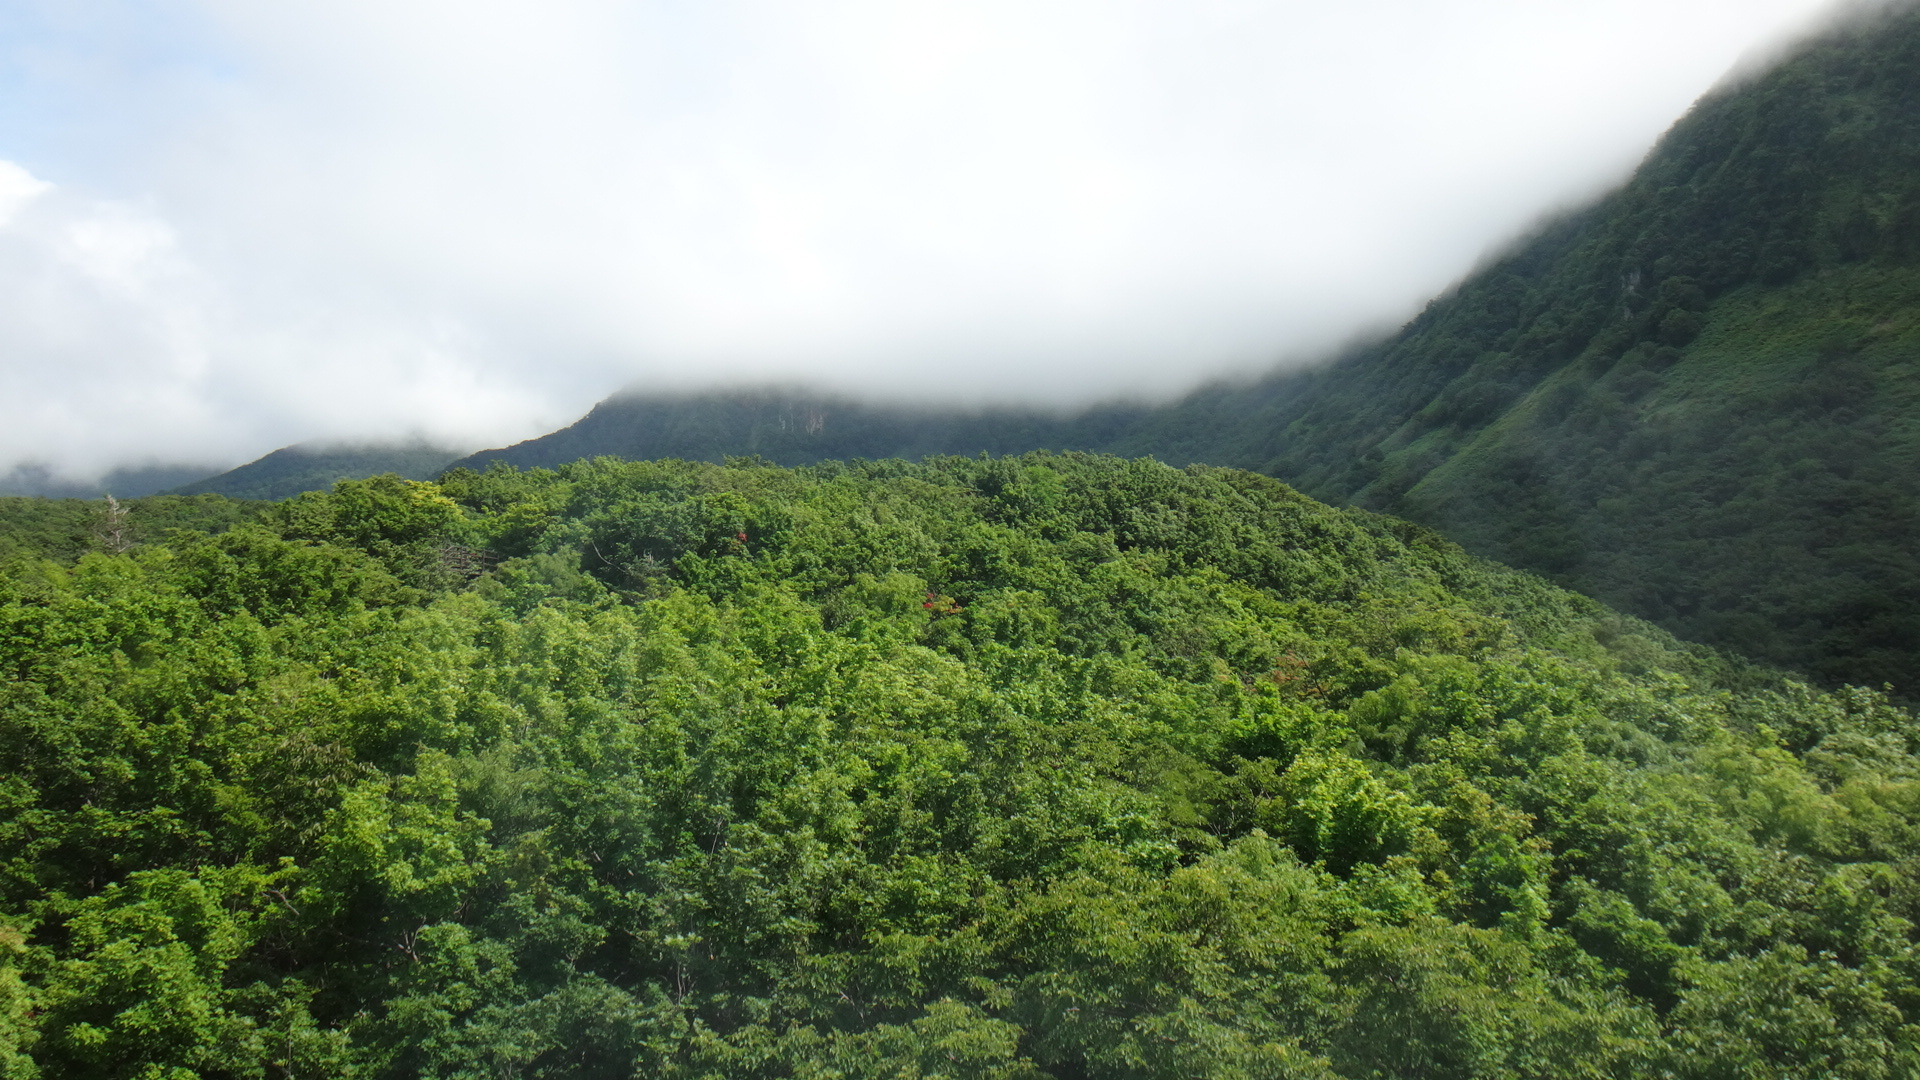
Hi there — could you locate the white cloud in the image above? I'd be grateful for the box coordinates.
[0,0,1845,480]
[0,162,539,482]
[0,161,50,226]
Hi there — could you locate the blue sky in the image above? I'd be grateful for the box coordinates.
[0,0,1847,480]
[0,2,234,183]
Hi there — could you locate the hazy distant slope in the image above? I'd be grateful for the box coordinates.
[0,462,219,499]
[448,387,1150,470]
[173,441,467,500]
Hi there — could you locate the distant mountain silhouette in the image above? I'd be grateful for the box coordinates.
[446,388,1154,472]
[0,462,219,499]
[172,441,467,501]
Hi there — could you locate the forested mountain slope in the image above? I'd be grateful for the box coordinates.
[2,459,1916,1077]
[453,5,1920,696]
[173,441,468,501]
[444,388,1151,473]
[1103,1,1920,691]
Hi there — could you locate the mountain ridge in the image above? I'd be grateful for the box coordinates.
[172,440,469,501]
[444,386,1155,473]
[0,461,219,499]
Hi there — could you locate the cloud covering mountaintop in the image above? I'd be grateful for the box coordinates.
[0,0,1840,483]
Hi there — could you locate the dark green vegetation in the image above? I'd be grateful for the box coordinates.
[445,389,1149,474]
[174,442,469,502]
[1146,2,1920,694]
[0,494,261,565]
[457,5,1920,695]
[3,456,1917,1078]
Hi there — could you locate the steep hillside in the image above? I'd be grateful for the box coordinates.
[1123,2,1920,690]
[1395,265,1920,689]
[173,441,468,501]
[2,458,1915,1076]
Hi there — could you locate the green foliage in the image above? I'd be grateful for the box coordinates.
[1,453,1916,1076]
[0,924,35,1080]
[0,494,259,565]
[269,475,469,588]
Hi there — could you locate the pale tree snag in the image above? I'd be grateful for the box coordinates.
[96,494,132,554]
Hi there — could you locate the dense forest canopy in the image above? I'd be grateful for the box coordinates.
[0,494,261,565]
[2,458,1915,1078]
